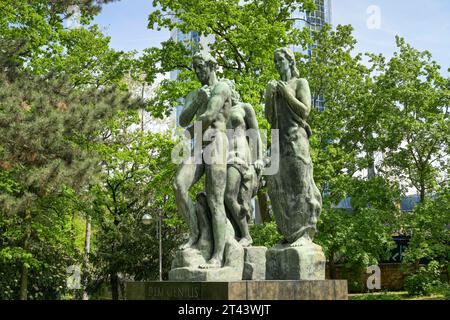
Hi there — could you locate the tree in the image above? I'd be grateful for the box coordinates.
[0,186,81,300]
[0,40,140,299]
[305,28,449,291]
[0,0,147,300]
[0,1,119,61]
[87,116,184,300]
[1,0,132,89]
[402,187,450,285]
[296,24,374,192]
[28,25,135,88]
[373,37,450,202]
[145,0,318,115]
[289,25,399,283]
[249,221,282,248]
[316,177,399,289]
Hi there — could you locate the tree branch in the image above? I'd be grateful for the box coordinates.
[209,22,246,71]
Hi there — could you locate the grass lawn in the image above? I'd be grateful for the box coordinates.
[349,291,446,300]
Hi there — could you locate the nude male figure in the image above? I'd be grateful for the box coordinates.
[173,52,233,268]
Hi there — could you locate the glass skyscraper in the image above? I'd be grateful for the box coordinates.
[169,27,215,127]
[307,0,333,31]
[306,0,332,57]
[291,0,332,111]
[291,0,332,46]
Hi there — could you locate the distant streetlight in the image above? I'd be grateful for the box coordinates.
[141,213,152,225]
[142,195,168,282]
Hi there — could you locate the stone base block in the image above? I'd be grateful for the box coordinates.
[243,246,267,280]
[169,266,243,282]
[266,242,325,280]
[124,280,348,300]
[169,237,244,282]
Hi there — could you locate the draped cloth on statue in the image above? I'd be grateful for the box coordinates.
[267,92,322,243]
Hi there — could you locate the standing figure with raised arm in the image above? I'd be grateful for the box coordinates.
[172,52,234,269]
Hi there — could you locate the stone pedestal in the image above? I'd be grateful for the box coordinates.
[243,247,267,280]
[124,280,347,300]
[266,242,325,280]
[169,193,245,282]
[169,241,244,282]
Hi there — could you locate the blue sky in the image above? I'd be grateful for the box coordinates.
[93,0,450,75]
[332,0,450,74]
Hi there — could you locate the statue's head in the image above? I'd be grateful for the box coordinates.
[274,47,300,79]
[192,51,217,85]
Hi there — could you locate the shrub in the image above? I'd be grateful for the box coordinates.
[433,282,450,300]
[249,221,283,248]
[405,261,443,296]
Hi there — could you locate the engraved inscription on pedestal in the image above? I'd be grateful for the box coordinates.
[124,281,348,300]
[146,285,201,299]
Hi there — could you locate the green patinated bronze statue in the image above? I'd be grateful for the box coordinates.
[172,52,232,270]
[171,52,265,281]
[265,47,322,247]
[265,47,325,280]
[224,79,264,248]
[170,47,324,281]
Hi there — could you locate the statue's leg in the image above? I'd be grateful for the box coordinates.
[224,166,242,238]
[200,136,228,269]
[173,159,205,249]
[195,192,213,246]
[224,166,252,247]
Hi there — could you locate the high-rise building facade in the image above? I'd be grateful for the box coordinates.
[170,28,199,127]
[306,0,333,32]
[291,0,332,51]
[291,0,332,111]
[169,27,214,126]
[308,0,332,111]
[306,0,332,56]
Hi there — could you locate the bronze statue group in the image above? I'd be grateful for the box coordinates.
[170,48,322,279]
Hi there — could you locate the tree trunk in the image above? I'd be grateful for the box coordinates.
[329,251,337,279]
[419,184,426,203]
[367,152,376,179]
[82,218,91,300]
[257,190,271,223]
[19,263,29,300]
[140,83,145,132]
[20,212,31,300]
[111,272,119,300]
